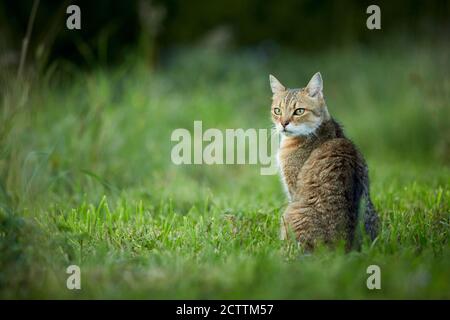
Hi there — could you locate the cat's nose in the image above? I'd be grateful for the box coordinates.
[281,120,290,128]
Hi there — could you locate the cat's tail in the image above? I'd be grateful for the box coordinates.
[361,188,380,241]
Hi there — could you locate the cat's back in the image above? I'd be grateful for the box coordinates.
[294,137,366,201]
[308,137,361,166]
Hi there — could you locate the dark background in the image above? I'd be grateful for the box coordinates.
[0,0,448,69]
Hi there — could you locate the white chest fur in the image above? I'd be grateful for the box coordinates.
[277,138,292,201]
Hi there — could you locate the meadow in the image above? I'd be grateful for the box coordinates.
[0,39,449,299]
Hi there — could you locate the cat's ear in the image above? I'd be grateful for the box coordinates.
[305,72,323,98]
[269,74,286,94]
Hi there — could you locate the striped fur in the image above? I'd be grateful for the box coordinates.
[270,73,379,251]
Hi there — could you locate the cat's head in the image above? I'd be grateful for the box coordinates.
[269,72,330,137]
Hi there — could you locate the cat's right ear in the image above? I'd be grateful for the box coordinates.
[269,74,286,94]
[305,72,323,98]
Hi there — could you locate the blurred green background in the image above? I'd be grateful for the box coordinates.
[0,0,449,299]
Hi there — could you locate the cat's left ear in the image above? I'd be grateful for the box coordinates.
[305,72,323,98]
[269,74,286,94]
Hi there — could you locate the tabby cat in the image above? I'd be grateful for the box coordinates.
[270,72,379,250]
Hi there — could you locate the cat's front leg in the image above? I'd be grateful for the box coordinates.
[280,215,288,240]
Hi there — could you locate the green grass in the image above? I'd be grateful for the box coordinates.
[0,39,449,299]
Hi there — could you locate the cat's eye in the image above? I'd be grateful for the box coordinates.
[273,107,281,115]
[294,108,305,115]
